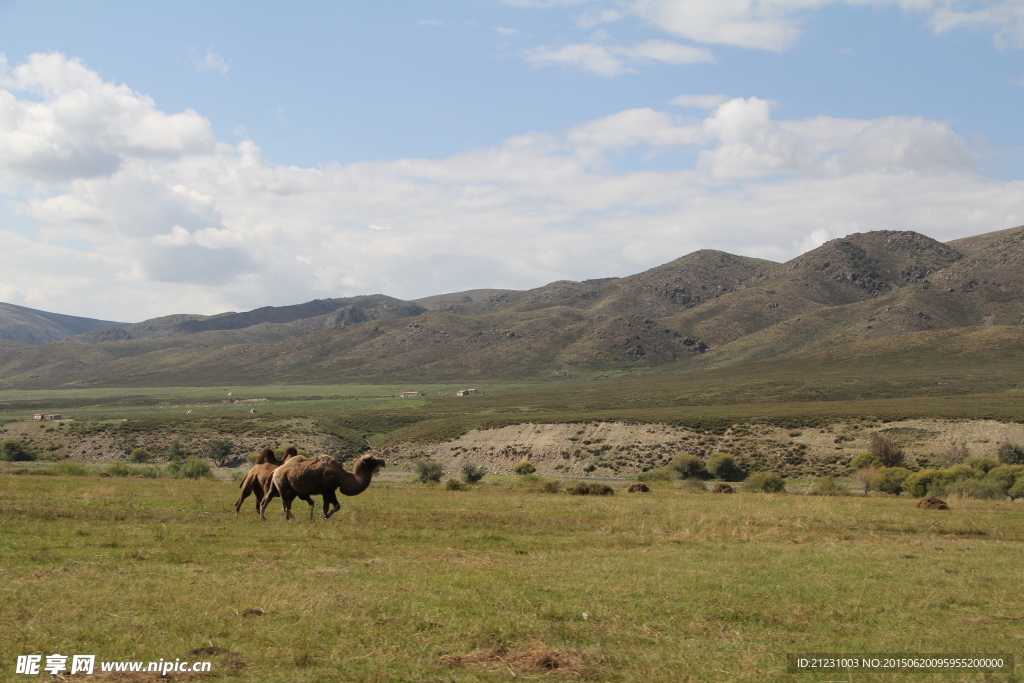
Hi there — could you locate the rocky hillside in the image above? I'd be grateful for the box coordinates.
[2,226,1023,387]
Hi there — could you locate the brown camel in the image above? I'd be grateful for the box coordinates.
[259,453,385,521]
[234,447,300,514]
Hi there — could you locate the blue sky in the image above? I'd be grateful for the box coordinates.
[1,0,1023,321]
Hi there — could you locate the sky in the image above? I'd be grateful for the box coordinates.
[1,0,1023,323]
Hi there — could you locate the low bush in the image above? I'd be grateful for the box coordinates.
[1,439,35,462]
[743,471,785,493]
[903,469,956,498]
[670,453,706,479]
[706,453,743,481]
[104,462,133,477]
[811,477,848,496]
[944,441,969,465]
[964,456,1000,473]
[853,466,880,494]
[513,461,537,475]
[849,452,881,470]
[983,464,1024,495]
[871,467,913,495]
[445,479,467,491]
[461,463,486,484]
[946,478,1006,500]
[565,481,614,496]
[129,448,151,463]
[870,434,905,468]
[998,442,1024,465]
[170,456,213,480]
[414,459,444,483]
[678,478,707,492]
[637,467,675,482]
[50,461,90,476]
[1009,479,1024,500]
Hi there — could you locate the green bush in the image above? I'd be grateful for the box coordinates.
[985,464,1024,495]
[964,456,1000,473]
[135,465,164,479]
[678,478,707,492]
[849,452,881,470]
[706,452,743,481]
[946,478,1006,500]
[1009,479,1024,500]
[1,439,35,462]
[206,439,234,466]
[414,459,444,483]
[998,442,1024,465]
[565,481,614,496]
[50,461,90,476]
[811,477,848,496]
[903,469,957,498]
[946,463,983,481]
[669,453,706,479]
[871,467,912,495]
[167,439,186,462]
[445,479,467,491]
[172,456,213,480]
[513,461,537,475]
[104,462,133,477]
[540,480,561,494]
[637,467,676,482]
[461,463,486,484]
[743,471,785,493]
[129,448,151,463]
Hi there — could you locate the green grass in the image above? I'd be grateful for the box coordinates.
[2,475,1022,681]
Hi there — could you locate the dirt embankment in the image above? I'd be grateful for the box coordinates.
[377,419,1024,478]
[4,417,1023,478]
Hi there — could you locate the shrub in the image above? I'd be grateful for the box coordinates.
[445,479,467,491]
[414,459,444,483]
[947,478,1006,500]
[104,462,133,477]
[998,442,1024,465]
[669,453,706,479]
[461,463,486,484]
[903,469,956,498]
[744,471,785,493]
[206,439,234,466]
[811,477,848,496]
[50,461,90,476]
[540,480,562,494]
[566,481,614,496]
[706,452,743,481]
[853,466,880,494]
[167,439,186,462]
[637,467,675,482]
[513,461,537,475]
[871,467,912,495]
[678,478,707,492]
[964,456,999,473]
[173,456,213,480]
[129,448,151,463]
[1009,479,1024,500]
[1,439,35,462]
[946,464,982,481]
[849,452,881,470]
[944,441,969,465]
[870,434,905,468]
[985,464,1024,495]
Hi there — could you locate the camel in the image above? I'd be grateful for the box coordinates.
[234,447,301,514]
[258,453,385,521]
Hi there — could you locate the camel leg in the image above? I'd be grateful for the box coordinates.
[259,480,279,521]
[281,490,296,521]
[296,494,315,521]
[322,490,341,519]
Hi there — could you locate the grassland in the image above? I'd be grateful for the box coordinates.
[2,474,1022,682]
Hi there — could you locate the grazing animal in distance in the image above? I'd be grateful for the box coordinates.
[234,447,300,514]
[259,453,385,521]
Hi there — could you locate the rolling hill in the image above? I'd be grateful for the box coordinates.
[1,225,1022,388]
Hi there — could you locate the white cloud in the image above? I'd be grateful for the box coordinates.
[669,93,730,109]
[525,38,713,76]
[191,47,231,75]
[2,52,1022,322]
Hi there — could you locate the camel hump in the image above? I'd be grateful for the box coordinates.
[255,448,280,465]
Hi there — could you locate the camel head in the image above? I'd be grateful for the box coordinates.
[356,454,386,474]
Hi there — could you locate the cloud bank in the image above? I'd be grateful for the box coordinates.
[1,53,1022,322]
